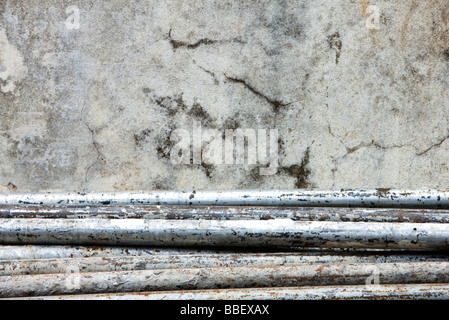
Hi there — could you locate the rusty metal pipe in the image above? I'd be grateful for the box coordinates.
[0,189,448,208]
[2,252,449,276]
[1,262,448,297]
[1,205,448,223]
[0,219,448,250]
[12,284,449,300]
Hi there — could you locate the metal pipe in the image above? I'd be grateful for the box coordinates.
[13,284,449,300]
[2,252,449,276]
[1,262,448,297]
[0,245,241,260]
[0,245,427,260]
[0,244,445,261]
[0,189,448,208]
[0,219,448,250]
[0,253,332,276]
[1,204,448,223]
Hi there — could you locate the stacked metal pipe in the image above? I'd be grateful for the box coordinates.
[0,189,449,300]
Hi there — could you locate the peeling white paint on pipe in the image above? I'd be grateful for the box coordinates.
[1,252,449,276]
[1,205,449,223]
[0,245,237,260]
[13,284,449,300]
[0,219,448,250]
[0,245,445,261]
[0,189,448,208]
[0,245,425,261]
[1,262,449,297]
[0,253,330,276]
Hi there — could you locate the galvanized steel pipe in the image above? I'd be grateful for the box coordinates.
[14,284,449,300]
[0,219,448,250]
[2,252,449,276]
[0,245,427,260]
[1,205,449,223]
[0,245,239,260]
[1,262,448,297]
[0,189,448,208]
[0,253,337,276]
[0,245,445,260]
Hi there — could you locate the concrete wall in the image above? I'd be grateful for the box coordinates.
[0,1,448,192]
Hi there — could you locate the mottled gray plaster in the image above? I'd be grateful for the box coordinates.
[0,1,449,192]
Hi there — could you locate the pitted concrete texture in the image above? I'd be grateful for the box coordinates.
[0,0,449,192]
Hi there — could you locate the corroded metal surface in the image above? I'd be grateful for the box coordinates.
[14,284,449,300]
[1,262,448,297]
[0,253,330,276]
[0,245,445,260]
[0,245,239,260]
[0,204,448,223]
[0,192,448,299]
[0,219,448,250]
[2,252,449,276]
[0,189,448,208]
[0,245,430,260]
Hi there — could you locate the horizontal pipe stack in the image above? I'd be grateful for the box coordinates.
[0,189,448,300]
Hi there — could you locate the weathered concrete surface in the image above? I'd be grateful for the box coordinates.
[0,1,448,192]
